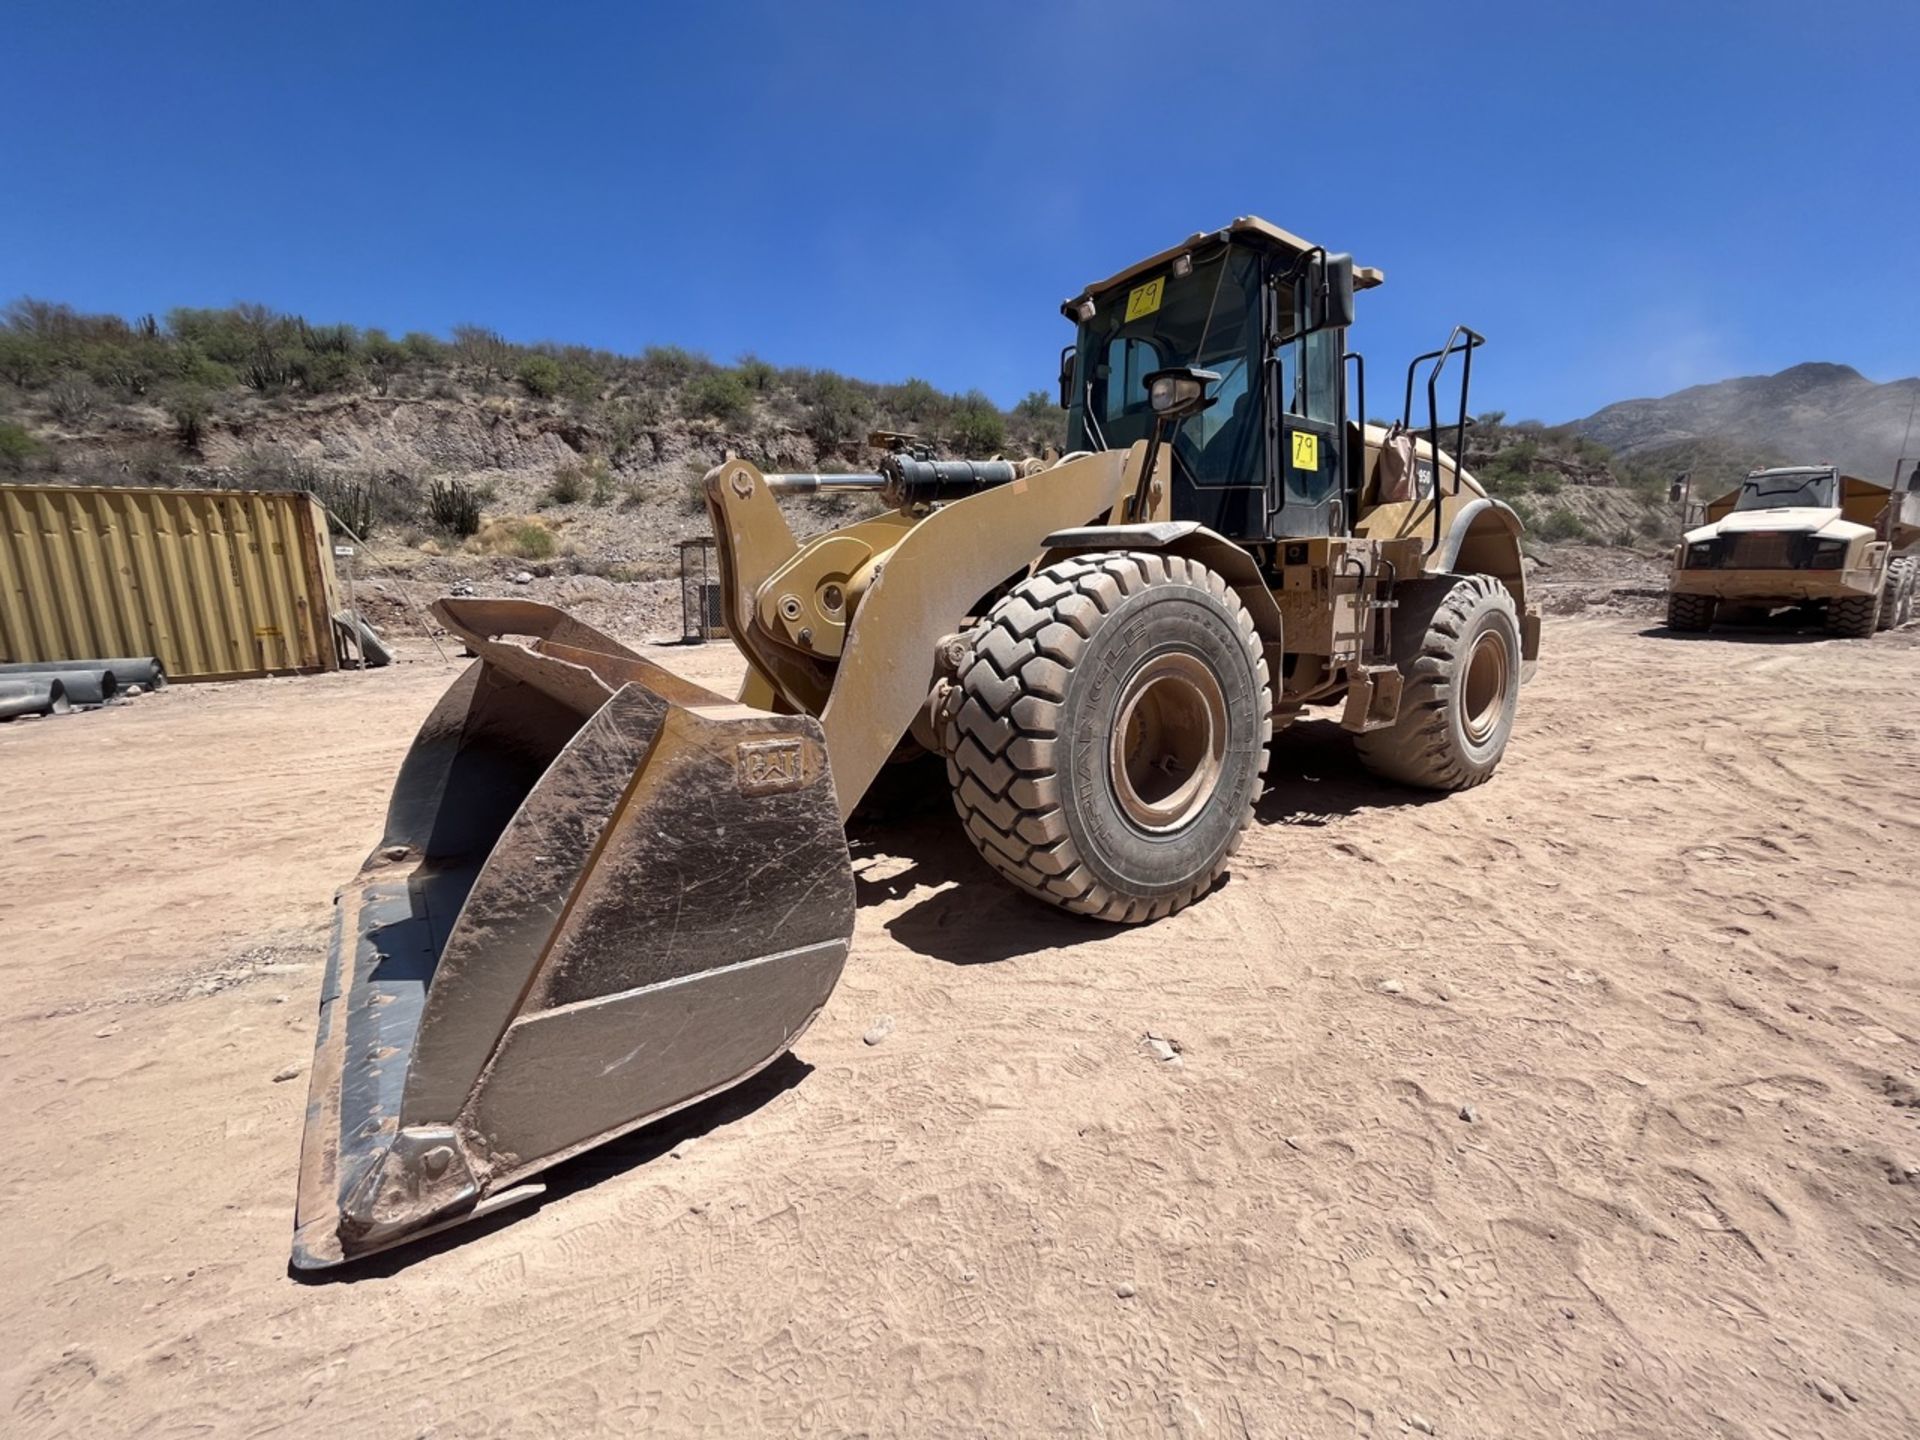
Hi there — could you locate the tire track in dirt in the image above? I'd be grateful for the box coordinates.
[2,616,1916,1437]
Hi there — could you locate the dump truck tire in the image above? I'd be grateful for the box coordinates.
[1356,574,1520,792]
[1826,591,1880,638]
[1878,556,1915,630]
[1666,593,1717,632]
[944,551,1271,924]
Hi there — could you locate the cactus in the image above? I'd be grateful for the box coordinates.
[426,478,482,537]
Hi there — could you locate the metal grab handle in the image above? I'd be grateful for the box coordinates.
[1401,326,1484,557]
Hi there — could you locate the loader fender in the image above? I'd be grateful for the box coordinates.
[1435,498,1537,670]
[1041,522,1286,648]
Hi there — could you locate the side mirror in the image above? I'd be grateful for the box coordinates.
[1668,472,1691,504]
[1316,253,1356,332]
[1058,345,1076,410]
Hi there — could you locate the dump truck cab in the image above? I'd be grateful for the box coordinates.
[1666,463,1920,636]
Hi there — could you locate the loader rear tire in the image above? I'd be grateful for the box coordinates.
[944,551,1271,924]
[1878,556,1915,630]
[1666,593,1717,632]
[1826,591,1880,638]
[1355,574,1520,792]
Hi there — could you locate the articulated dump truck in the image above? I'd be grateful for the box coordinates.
[1666,464,1920,636]
[295,217,1542,1267]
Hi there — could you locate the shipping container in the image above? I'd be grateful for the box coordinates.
[0,484,344,681]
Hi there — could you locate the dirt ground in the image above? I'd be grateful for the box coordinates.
[3,604,1917,1438]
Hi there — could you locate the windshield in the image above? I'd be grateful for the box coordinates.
[1066,248,1263,488]
[1732,470,1836,511]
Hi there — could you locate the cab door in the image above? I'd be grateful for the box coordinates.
[1269,319,1345,540]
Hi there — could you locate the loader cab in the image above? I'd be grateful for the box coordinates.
[1062,220,1361,544]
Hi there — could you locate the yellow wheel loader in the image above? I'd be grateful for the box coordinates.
[294,217,1541,1268]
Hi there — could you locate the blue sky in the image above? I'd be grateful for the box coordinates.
[2,1,1914,422]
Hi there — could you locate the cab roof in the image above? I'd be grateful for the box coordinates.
[1062,216,1384,317]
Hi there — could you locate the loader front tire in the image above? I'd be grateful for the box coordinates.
[1355,574,1520,792]
[1666,592,1717,632]
[944,552,1271,924]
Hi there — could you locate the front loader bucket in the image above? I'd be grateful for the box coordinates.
[293,598,855,1270]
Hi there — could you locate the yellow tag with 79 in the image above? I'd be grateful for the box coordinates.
[1291,431,1320,470]
[1124,277,1165,322]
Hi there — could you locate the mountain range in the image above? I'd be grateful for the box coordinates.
[1570,363,1919,482]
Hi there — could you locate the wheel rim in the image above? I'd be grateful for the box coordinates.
[1460,629,1511,746]
[1108,652,1228,833]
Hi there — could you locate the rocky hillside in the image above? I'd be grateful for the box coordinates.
[0,298,1066,580]
[0,296,1772,614]
[1459,413,1677,548]
[1570,362,1919,481]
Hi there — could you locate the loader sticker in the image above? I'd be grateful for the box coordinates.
[735,737,807,795]
[1124,277,1165,322]
[1290,432,1320,471]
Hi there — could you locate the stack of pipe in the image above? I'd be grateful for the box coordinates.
[0,657,166,721]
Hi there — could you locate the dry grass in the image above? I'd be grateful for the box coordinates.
[466,514,558,560]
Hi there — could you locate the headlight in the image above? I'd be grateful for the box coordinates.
[1807,538,1846,570]
[1144,366,1220,420]
[1686,540,1717,567]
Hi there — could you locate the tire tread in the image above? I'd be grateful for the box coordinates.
[945,551,1271,923]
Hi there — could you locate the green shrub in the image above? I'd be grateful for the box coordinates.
[549,456,614,505]
[886,377,941,424]
[167,389,211,451]
[518,355,563,399]
[638,345,710,385]
[606,400,657,462]
[548,462,591,504]
[0,420,42,472]
[293,349,360,394]
[684,370,753,423]
[800,372,870,450]
[426,478,482,536]
[362,330,406,393]
[47,376,98,425]
[452,325,511,374]
[0,332,49,387]
[949,390,1006,457]
[402,331,444,364]
[1536,506,1588,542]
[1529,472,1563,495]
[512,521,556,559]
[736,355,776,392]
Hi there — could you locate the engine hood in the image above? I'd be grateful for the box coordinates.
[1685,508,1868,545]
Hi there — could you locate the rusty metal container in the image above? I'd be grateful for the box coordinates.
[0,483,343,681]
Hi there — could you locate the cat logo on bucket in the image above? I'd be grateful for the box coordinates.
[735,737,807,795]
